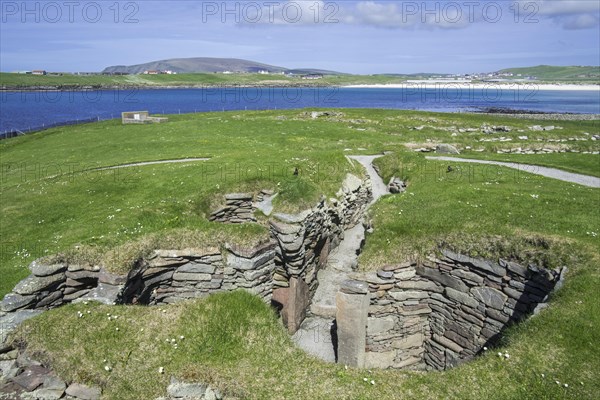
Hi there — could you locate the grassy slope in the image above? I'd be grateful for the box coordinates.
[0,110,381,294]
[498,65,600,82]
[2,109,599,399]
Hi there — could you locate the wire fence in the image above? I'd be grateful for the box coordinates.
[0,116,112,140]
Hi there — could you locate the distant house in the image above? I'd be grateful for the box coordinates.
[302,74,324,80]
[122,111,168,125]
[164,70,177,75]
[32,70,47,75]
[258,70,270,75]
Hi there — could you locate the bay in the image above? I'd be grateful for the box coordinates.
[1,87,598,134]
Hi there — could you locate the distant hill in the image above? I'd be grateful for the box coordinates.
[498,65,600,82]
[102,57,342,75]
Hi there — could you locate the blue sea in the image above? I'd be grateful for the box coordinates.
[1,87,599,133]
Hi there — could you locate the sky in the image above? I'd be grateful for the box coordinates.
[1,0,599,74]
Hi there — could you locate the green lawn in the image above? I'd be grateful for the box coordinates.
[2,108,599,399]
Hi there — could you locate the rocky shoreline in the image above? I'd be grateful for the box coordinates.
[473,107,599,120]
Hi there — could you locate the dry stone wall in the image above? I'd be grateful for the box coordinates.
[0,262,125,314]
[269,174,372,333]
[123,243,276,305]
[339,249,565,370]
[0,242,277,318]
[271,174,372,293]
[209,193,256,224]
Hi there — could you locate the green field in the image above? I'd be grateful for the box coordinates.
[0,72,410,89]
[2,109,599,399]
[2,66,598,89]
[499,65,600,83]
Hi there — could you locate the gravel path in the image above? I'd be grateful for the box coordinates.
[347,155,389,202]
[94,158,210,171]
[426,156,600,188]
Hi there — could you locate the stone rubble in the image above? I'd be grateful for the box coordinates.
[387,178,407,194]
[0,349,100,400]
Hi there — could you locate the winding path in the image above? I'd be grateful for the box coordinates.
[426,156,600,188]
[347,155,389,202]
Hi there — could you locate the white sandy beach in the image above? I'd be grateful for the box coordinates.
[343,83,600,91]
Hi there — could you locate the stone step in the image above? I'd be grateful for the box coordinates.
[291,316,336,363]
[310,301,337,319]
[310,269,349,318]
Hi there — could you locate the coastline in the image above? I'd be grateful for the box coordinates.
[342,83,600,91]
[0,83,331,91]
[2,82,599,92]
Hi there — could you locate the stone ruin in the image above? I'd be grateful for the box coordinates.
[336,249,565,370]
[0,167,569,398]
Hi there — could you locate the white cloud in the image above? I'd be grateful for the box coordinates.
[349,1,474,30]
[238,1,599,31]
[534,0,600,16]
[560,14,600,30]
[237,0,472,29]
[514,0,600,29]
